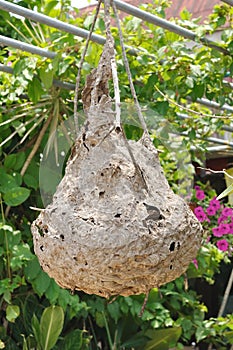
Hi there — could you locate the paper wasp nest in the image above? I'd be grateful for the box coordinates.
[32,38,202,297]
[31,101,202,297]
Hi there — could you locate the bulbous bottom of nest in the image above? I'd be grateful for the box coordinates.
[32,123,202,298]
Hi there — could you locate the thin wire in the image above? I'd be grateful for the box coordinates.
[73,0,102,136]
[155,85,233,119]
[104,0,121,127]
[111,0,149,136]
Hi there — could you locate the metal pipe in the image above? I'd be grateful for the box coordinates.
[185,96,233,113]
[0,0,229,56]
[221,0,233,6]
[0,35,56,58]
[177,113,233,132]
[114,0,230,55]
[0,0,106,45]
[1,61,232,115]
[0,63,76,90]
[0,62,232,149]
[205,145,232,152]
[180,131,233,148]
[0,63,13,74]
[196,98,233,113]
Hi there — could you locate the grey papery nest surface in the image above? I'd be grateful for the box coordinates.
[31,96,202,298]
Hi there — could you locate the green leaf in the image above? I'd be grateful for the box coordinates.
[28,77,44,103]
[23,174,38,190]
[0,174,18,193]
[44,1,59,15]
[217,182,233,200]
[33,270,51,297]
[61,329,83,350]
[6,305,20,323]
[45,280,60,304]
[107,302,121,323]
[144,327,182,350]
[39,67,54,90]
[40,305,64,350]
[185,76,194,88]
[32,314,41,348]
[4,152,25,171]
[24,256,42,281]
[22,335,29,350]
[4,154,17,169]
[3,187,30,206]
[14,152,26,170]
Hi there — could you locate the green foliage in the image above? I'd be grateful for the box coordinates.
[0,0,233,348]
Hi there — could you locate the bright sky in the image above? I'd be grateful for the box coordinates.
[71,0,97,9]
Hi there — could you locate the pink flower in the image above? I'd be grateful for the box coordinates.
[212,227,223,237]
[222,207,233,217]
[193,259,198,269]
[216,239,229,251]
[218,223,230,235]
[228,222,233,234]
[194,206,209,222]
[206,206,217,216]
[194,185,200,190]
[218,215,228,224]
[194,206,205,215]
[209,197,221,211]
[196,190,205,200]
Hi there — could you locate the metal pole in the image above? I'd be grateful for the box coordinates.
[221,0,233,6]
[180,132,233,148]
[0,0,230,55]
[177,113,233,132]
[0,63,13,74]
[0,63,76,90]
[0,35,56,59]
[0,0,105,45]
[196,98,233,113]
[0,63,232,149]
[1,62,232,114]
[114,0,230,55]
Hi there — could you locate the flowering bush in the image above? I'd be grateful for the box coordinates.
[187,184,232,283]
[192,185,233,254]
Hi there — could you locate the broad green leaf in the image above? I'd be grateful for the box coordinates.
[23,174,38,190]
[6,305,20,323]
[4,152,25,171]
[40,305,64,350]
[217,182,233,200]
[33,270,51,297]
[14,152,26,170]
[107,302,121,323]
[3,187,30,206]
[0,173,18,193]
[24,256,41,281]
[4,154,17,169]
[45,280,60,304]
[12,172,23,186]
[39,67,54,90]
[44,1,59,15]
[144,327,182,350]
[28,77,44,103]
[61,329,83,350]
